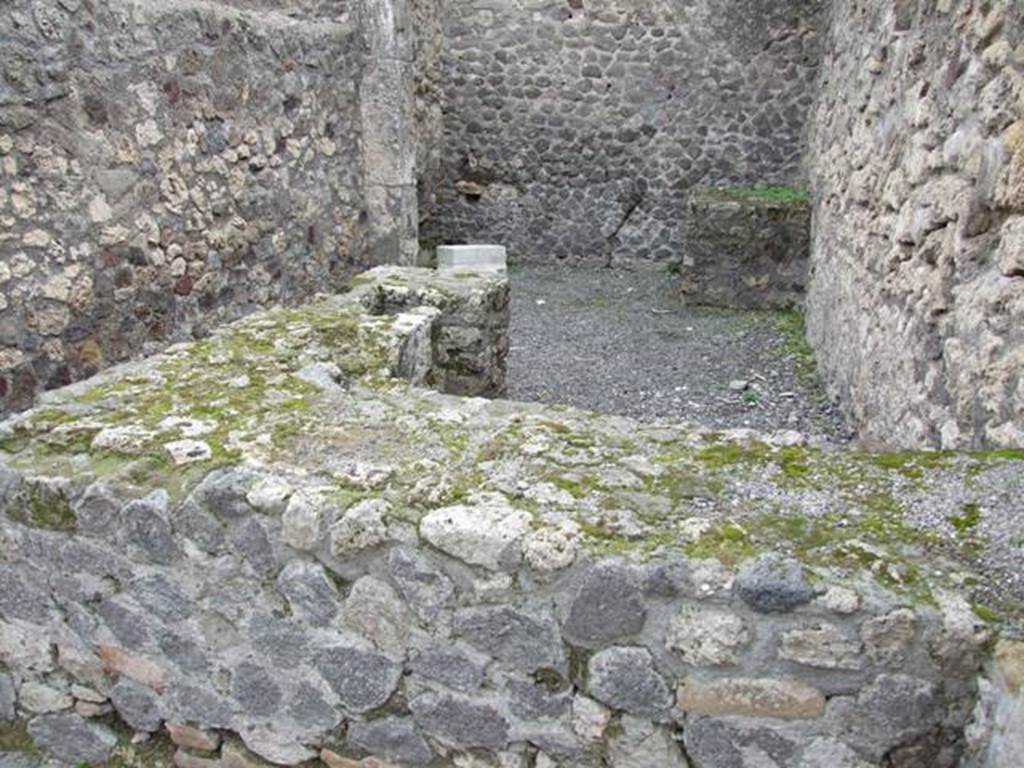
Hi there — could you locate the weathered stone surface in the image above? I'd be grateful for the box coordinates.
[281,491,326,552]
[780,624,863,670]
[735,554,818,613]
[565,562,646,646]
[683,717,800,768]
[410,692,510,750]
[587,647,672,719]
[454,604,565,673]
[677,678,826,720]
[798,738,873,768]
[420,497,531,570]
[18,682,71,714]
[330,499,391,558]
[409,645,486,692]
[276,561,339,627]
[571,694,611,743]
[0,671,15,721]
[343,576,409,655]
[166,722,221,752]
[314,644,402,714]
[860,609,916,665]
[27,713,117,764]
[607,715,689,768]
[682,190,810,309]
[388,547,455,624]
[349,716,435,765]
[109,678,163,732]
[666,605,749,666]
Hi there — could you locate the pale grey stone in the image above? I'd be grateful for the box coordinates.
[342,576,408,655]
[565,562,646,646]
[666,604,749,666]
[587,647,672,719]
[0,671,15,721]
[285,681,341,734]
[246,614,308,670]
[607,715,689,768]
[109,679,163,732]
[419,498,531,570]
[349,716,435,765]
[329,498,390,557]
[314,643,401,713]
[798,737,873,768]
[735,554,818,613]
[410,692,510,750]
[27,713,117,764]
[388,546,455,623]
[172,500,226,554]
[281,491,326,551]
[0,566,50,625]
[454,604,565,673]
[779,623,863,670]
[276,561,338,627]
[166,684,236,730]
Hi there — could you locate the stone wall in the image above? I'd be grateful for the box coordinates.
[1,266,1023,768]
[806,0,1024,449]
[427,0,824,263]
[0,0,434,417]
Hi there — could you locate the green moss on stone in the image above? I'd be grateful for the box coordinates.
[698,184,810,206]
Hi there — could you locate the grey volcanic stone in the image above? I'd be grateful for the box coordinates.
[565,562,646,646]
[27,713,118,764]
[120,490,180,565]
[844,674,941,759]
[587,647,672,719]
[683,717,799,768]
[314,644,402,713]
[0,566,50,624]
[734,554,818,613]
[229,517,279,577]
[109,679,163,732]
[507,677,571,720]
[0,754,40,768]
[454,604,565,673]
[410,692,510,750]
[246,614,309,670]
[388,546,455,623]
[96,595,152,649]
[409,646,486,692]
[231,661,283,719]
[286,682,341,733]
[349,716,435,765]
[190,468,256,520]
[174,500,227,554]
[128,573,194,624]
[276,561,339,627]
[166,684,236,730]
[0,671,14,721]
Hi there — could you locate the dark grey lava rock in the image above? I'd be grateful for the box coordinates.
[315,644,402,713]
[276,560,339,626]
[109,678,164,732]
[349,716,435,765]
[189,467,256,520]
[587,646,673,719]
[27,713,118,764]
[409,645,486,692]
[683,716,799,768]
[734,553,819,613]
[121,490,180,565]
[454,604,566,673]
[388,546,455,624]
[231,661,283,719]
[410,692,510,750]
[565,561,646,646]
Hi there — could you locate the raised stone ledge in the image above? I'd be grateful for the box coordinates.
[680,187,811,310]
[0,267,1022,767]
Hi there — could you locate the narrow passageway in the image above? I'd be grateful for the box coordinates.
[505,264,849,442]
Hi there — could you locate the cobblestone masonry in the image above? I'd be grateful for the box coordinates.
[427,0,824,264]
[0,0,439,417]
[806,0,1024,449]
[0,267,1023,768]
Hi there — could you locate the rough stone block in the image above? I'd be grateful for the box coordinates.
[680,188,811,309]
[677,678,826,720]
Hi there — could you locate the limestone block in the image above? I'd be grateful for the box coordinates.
[677,678,826,720]
[437,245,507,272]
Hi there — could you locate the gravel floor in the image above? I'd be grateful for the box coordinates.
[505,264,850,442]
